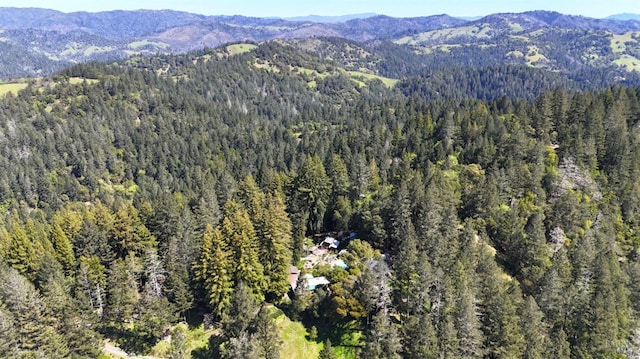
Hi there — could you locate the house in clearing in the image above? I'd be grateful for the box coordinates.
[289,270,330,291]
[303,274,330,290]
[320,236,340,250]
[293,233,350,291]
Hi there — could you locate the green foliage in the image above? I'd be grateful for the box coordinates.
[195,224,233,317]
[293,155,332,235]
[111,204,157,258]
[258,192,294,299]
[50,223,76,275]
[167,325,189,359]
[319,339,337,359]
[221,201,266,299]
[360,309,402,359]
[0,35,639,358]
[0,265,69,357]
[0,301,18,358]
[105,256,139,325]
[4,215,37,278]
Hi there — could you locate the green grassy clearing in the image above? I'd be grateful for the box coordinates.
[147,323,213,358]
[507,21,525,33]
[253,60,281,73]
[525,45,547,66]
[395,24,492,45]
[0,83,28,96]
[84,46,115,57]
[128,40,170,50]
[60,42,81,56]
[347,71,399,87]
[69,77,99,84]
[614,55,640,71]
[227,43,258,55]
[272,307,323,359]
[610,32,639,53]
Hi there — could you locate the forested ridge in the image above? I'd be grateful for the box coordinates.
[2,8,640,80]
[0,41,640,358]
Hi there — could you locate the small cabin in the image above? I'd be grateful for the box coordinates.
[320,236,340,250]
[304,274,330,290]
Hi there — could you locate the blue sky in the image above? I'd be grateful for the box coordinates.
[2,0,638,18]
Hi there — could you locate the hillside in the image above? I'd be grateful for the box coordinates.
[2,8,640,79]
[608,13,640,22]
[0,38,639,358]
[284,13,378,22]
[0,8,465,79]
[394,11,640,73]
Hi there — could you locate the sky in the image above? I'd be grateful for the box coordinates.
[1,0,638,19]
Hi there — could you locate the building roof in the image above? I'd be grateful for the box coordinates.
[321,237,340,249]
[306,276,330,290]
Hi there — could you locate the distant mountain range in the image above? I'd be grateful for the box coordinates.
[284,13,378,22]
[0,7,639,80]
[607,13,640,21]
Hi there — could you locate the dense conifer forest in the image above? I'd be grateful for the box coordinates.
[1,40,640,358]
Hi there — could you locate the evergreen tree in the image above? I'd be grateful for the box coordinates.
[164,231,197,315]
[292,155,331,234]
[193,186,223,233]
[145,193,181,253]
[319,339,337,359]
[50,222,76,276]
[289,273,312,320]
[402,308,438,359]
[252,305,281,359]
[361,309,402,359]
[477,248,525,358]
[518,210,552,292]
[519,296,548,359]
[548,326,571,359]
[237,174,266,222]
[5,217,36,278]
[41,263,102,358]
[111,204,157,258]
[167,325,189,359]
[453,266,484,358]
[222,201,265,298]
[258,192,293,299]
[391,176,424,316]
[223,281,258,339]
[137,295,177,344]
[575,230,629,357]
[0,302,18,358]
[105,257,139,325]
[195,224,233,317]
[77,255,107,318]
[75,216,116,265]
[220,281,277,359]
[0,37,639,359]
[0,265,69,358]
[327,154,352,230]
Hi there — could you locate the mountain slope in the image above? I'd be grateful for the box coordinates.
[607,13,640,21]
[1,8,640,80]
[0,8,468,78]
[285,13,377,22]
[394,11,640,73]
[0,38,638,358]
[0,8,207,37]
